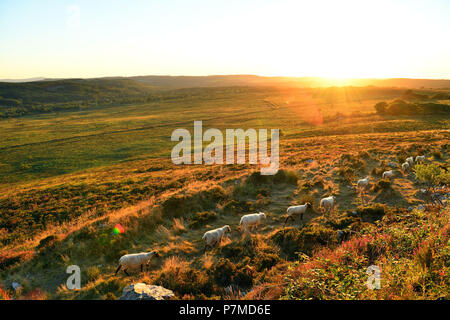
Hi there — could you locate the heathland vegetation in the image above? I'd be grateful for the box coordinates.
[0,77,448,299]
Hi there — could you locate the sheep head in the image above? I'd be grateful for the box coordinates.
[223,225,231,233]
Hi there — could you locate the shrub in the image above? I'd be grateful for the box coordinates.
[432,151,442,159]
[157,257,214,296]
[415,242,434,270]
[372,179,391,192]
[210,258,236,287]
[374,101,388,114]
[86,266,101,282]
[103,292,117,300]
[356,203,386,220]
[255,253,280,272]
[414,164,447,192]
[37,235,58,251]
[273,169,299,185]
[271,224,335,259]
[189,211,217,228]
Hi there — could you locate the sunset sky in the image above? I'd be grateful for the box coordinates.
[1,0,449,80]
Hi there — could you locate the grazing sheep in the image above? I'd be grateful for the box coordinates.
[382,170,394,179]
[401,162,410,172]
[406,157,414,166]
[415,155,426,163]
[202,225,231,250]
[239,212,266,232]
[320,196,335,213]
[284,203,312,227]
[115,251,160,276]
[356,177,370,190]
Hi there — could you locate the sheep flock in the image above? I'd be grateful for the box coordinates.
[115,153,439,276]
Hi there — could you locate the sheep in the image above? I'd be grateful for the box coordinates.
[401,162,410,172]
[284,203,312,227]
[202,225,231,250]
[356,177,370,190]
[382,170,394,179]
[406,157,414,166]
[239,212,266,232]
[415,155,426,163]
[320,196,335,213]
[115,251,160,276]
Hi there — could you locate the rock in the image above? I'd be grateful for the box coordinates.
[119,283,174,300]
[388,162,397,167]
[417,205,425,211]
[420,189,427,194]
[407,206,414,212]
[11,282,21,291]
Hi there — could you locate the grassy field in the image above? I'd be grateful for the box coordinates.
[0,83,449,300]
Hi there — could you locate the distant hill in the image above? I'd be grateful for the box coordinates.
[1,74,450,88]
[126,75,450,89]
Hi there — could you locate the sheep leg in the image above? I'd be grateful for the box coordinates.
[123,269,130,276]
[141,264,143,273]
[283,216,292,229]
[115,265,122,275]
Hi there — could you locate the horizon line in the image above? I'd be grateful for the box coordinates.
[1,74,450,83]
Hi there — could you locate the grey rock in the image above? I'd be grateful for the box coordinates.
[11,282,21,291]
[119,283,174,300]
[407,206,414,212]
[417,205,425,211]
[388,162,397,167]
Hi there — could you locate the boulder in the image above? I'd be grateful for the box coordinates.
[119,283,174,300]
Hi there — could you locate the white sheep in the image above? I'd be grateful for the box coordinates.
[415,155,426,163]
[406,157,414,166]
[115,251,160,276]
[202,225,231,249]
[239,212,266,232]
[284,203,312,227]
[320,196,335,213]
[356,177,370,190]
[382,170,394,179]
[401,162,410,172]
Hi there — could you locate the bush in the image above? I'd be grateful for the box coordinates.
[273,169,299,185]
[356,203,386,220]
[271,224,335,259]
[414,164,447,190]
[372,179,391,192]
[432,151,442,159]
[374,101,388,114]
[37,235,58,251]
[210,258,236,287]
[86,266,101,282]
[188,211,217,228]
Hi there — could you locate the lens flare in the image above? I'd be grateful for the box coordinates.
[113,223,125,235]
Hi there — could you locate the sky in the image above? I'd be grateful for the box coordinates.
[1,0,449,80]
